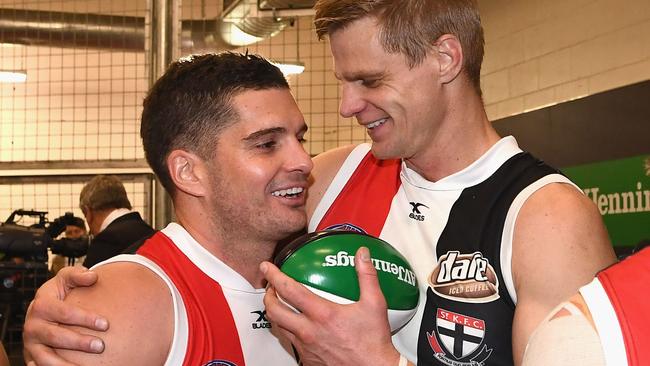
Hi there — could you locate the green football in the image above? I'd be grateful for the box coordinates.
[273,230,420,332]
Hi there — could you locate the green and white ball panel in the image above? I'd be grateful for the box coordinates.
[274,230,420,332]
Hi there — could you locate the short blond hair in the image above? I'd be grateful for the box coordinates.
[314,0,485,95]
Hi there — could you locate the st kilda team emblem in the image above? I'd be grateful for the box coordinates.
[427,308,492,366]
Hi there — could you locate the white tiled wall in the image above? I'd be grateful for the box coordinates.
[479,0,650,120]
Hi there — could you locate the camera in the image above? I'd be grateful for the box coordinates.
[0,210,89,262]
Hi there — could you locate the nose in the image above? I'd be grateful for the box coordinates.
[339,83,366,119]
[287,140,314,176]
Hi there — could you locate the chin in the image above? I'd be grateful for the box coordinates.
[370,143,401,160]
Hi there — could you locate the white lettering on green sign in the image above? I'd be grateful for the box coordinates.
[584,182,650,215]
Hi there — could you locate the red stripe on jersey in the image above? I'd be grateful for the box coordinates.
[137,232,246,366]
[597,247,650,366]
[316,151,401,237]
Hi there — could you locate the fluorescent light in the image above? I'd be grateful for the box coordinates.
[220,21,264,46]
[0,70,27,83]
[272,62,305,76]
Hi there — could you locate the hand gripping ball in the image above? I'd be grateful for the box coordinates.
[273,230,420,332]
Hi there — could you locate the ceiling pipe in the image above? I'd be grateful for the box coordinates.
[0,8,236,52]
[0,0,316,53]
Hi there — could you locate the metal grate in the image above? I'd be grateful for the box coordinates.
[0,0,149,162]
[178,1,368,156]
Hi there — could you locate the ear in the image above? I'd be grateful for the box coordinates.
[434,34,463,84]
[166,149,209,197]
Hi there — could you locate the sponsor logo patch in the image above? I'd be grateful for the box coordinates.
[324,223,366,233]
[429,251,499,303]
[251,310,271,330]
[204,361,237,366]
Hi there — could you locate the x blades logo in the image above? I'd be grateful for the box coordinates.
[409,202,429,221]
[251,310,271,330]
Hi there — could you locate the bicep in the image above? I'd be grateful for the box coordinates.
[55,262,173,365]
[511,183,616,364]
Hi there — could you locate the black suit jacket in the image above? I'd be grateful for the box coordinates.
[83,212,156,268]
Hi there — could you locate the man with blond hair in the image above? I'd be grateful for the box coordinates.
[260,1,615,365]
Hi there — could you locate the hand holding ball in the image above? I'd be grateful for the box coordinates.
[273,230,420,332]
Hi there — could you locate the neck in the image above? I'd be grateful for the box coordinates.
[405,86,500,182]
[174,202,276,288]
[90,209,113,235]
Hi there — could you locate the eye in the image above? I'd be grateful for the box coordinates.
[257,140,277,150]
[361,78,380,88]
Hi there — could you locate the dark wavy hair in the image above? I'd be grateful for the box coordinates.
[140,52,289,195]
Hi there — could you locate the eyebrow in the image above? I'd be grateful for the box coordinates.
[242,123,308,141]
[334,70,384,82]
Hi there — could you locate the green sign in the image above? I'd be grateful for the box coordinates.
[563,155,650,247]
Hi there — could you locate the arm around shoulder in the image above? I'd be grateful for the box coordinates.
[55,261,174,365]
[511,182,616,365]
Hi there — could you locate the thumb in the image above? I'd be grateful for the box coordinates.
[355,246,386,307]
[57,267,98,296]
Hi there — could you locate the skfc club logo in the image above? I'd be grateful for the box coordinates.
[427,308,492,366]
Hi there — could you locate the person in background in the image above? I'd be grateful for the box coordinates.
[50,216,87,275]
[79,175,155,268]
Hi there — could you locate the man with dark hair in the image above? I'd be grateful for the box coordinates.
[258,1,616,366]
[79,175,155,268]
[24,52,309,365]
[50,216,87,274]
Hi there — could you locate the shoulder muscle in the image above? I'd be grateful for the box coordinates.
[55,261,174,365]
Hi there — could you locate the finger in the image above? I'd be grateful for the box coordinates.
[263,286,305,328]
[29,297,108,331]
[261,261,328,316]
[355,247,387,308]
[57,267,98,293]
[23,320,105,354]
[26,344,80,366]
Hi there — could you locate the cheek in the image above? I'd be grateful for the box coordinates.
[232,158,277,188]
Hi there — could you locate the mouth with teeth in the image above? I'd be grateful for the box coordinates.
[271,187,304,198]
[366,117,388,129]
